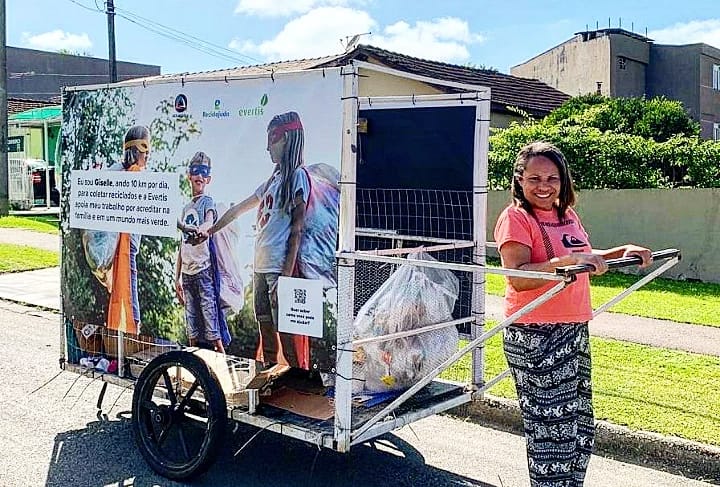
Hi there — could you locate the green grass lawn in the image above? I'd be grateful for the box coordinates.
[485,270,720,327]
[590,272,720,327]
[482,260,720,443]
[443,331,720,446]
[0,215,59,234]
[0,244,59,272]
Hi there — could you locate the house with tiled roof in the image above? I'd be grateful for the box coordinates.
[8,97,57,115]
[139,44,569,127]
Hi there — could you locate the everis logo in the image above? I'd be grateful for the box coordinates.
[239,94,268,117]
[202,98,230,119]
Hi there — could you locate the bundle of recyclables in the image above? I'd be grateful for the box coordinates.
[354,252,460,392]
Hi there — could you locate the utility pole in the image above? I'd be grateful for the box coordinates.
[0,0,9,216]
[107,0,117,82]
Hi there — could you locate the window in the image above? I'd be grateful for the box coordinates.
[714,64,720,90]
[617,56,627,70]
[715,123,720,141]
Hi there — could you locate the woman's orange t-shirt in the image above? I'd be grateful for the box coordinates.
[493,205,593,324]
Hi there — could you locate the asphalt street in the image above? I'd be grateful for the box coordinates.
[0,300,713,487]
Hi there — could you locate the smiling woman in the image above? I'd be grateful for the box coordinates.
[493,141,654,487]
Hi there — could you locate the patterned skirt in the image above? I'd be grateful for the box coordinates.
[503,322,594,487]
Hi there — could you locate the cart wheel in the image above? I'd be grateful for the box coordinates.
[131,350,227,480]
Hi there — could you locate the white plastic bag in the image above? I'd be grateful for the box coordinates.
[82,230,119,290]
[354,252,460,392]
[213,202,244,314]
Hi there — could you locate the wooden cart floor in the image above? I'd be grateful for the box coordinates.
[243,380,466,434]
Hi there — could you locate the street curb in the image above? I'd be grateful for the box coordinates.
[449,395,720,483]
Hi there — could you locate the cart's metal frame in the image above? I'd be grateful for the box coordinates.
[59,61,681,472]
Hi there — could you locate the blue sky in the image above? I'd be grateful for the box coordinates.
[7,0,720,75]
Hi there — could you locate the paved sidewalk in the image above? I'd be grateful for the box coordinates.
[484,295,720,357]
[0,227,60,252]
[0,267,60,310]
[0,228,719,357]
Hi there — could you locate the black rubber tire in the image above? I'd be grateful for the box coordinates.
[131,350,227,480]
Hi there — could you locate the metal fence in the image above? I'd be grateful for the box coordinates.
[8,158,33,210]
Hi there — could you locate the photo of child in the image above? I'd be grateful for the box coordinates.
[175,151,229,353]
[62,69,343,372]
[200,112,306,366]
[81,124,151,335]
[200,111,339,369]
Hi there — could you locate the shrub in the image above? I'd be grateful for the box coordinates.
[490,95,718,189]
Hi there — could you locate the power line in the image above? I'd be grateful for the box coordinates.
[9,71,148,78]
[66,0,102,13]
[114,11,255,67]
[113,5,264,66]
[63,0,267,70]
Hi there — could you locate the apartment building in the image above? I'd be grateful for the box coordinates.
[511,28,720,140]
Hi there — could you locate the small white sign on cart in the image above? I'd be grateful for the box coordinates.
[277,276,324,338]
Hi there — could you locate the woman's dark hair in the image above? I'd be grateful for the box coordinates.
[512,141,576,219]
[267,112,304,213]
[122,125,150,170]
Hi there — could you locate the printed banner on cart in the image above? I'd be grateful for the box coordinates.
[61,68,343,370]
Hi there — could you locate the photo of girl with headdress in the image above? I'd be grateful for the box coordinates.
[108,125,151,334]
[82,125,151,335]
[200,111,339,369]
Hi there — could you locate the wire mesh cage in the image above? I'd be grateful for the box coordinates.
[355,188,477,332]
[347,186,483,421]
[357,188,474,241]
[65,319,180,377]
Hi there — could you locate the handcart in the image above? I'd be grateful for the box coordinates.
[58,61,681,480]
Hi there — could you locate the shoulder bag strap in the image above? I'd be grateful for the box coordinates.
[530,212,556,260]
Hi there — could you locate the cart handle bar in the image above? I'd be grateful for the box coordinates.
[554,248,681,278]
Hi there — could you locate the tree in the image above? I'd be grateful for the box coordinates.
[550,95,700,142]
[57,48,94,57]
[489,95,719,190]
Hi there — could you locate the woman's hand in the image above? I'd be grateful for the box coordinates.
[501,242,610,291]
[622,244,653,268]
[569,252,609,276]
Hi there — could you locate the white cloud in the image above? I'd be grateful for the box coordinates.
[373,17,484,62]
[230,7,483,63]
[649,19,720,48]
[234,0,349,17]
[21,30,93,52]
[230,7,376,60]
